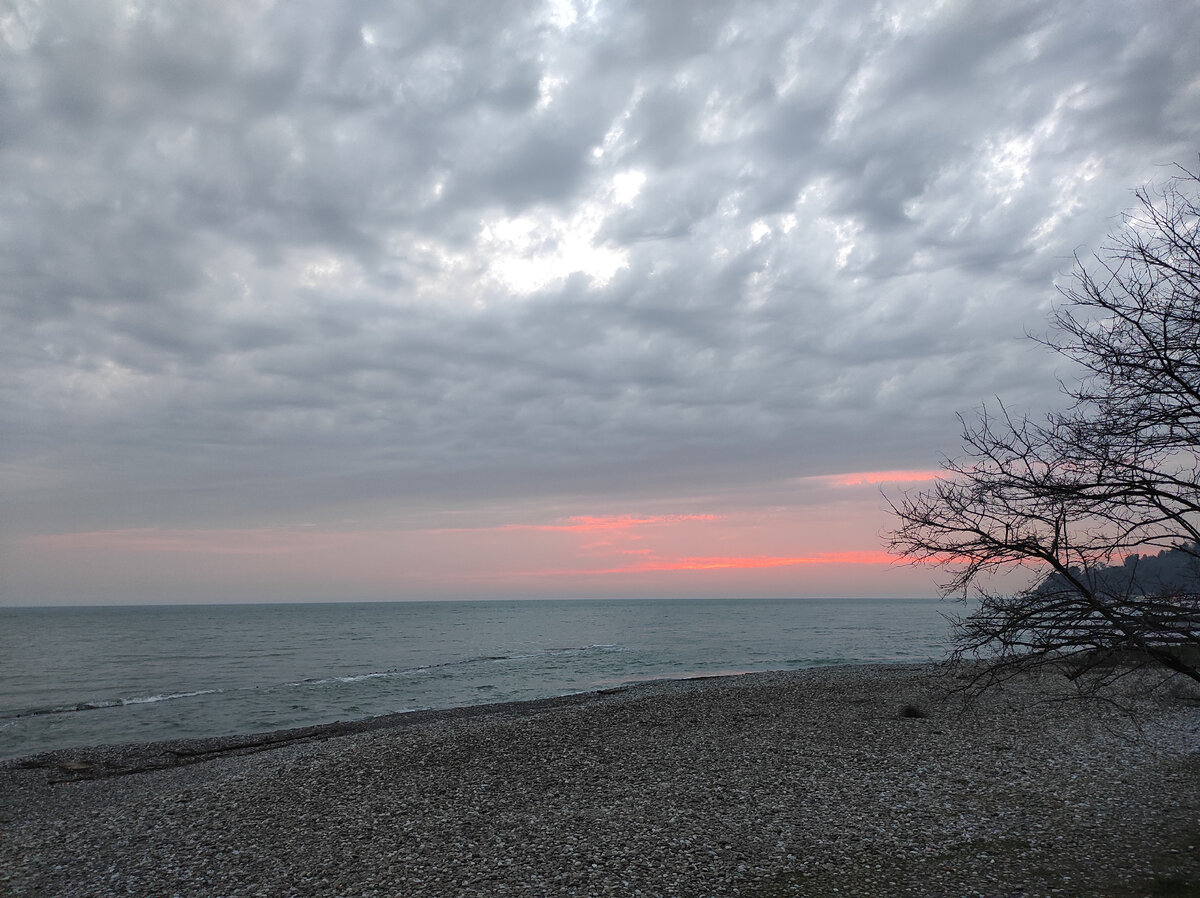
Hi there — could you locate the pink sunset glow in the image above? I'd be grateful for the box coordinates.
[14,487,947,603]
[518,550,898,576]
[820,470,944,487]
[432,514,721,533]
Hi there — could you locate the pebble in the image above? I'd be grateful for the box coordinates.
[1,663,1197,896]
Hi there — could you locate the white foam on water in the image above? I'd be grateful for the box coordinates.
[118,689,223,706]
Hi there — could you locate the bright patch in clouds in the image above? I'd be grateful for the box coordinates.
[982,134,1035,203]
[299,254,347,287]
[610,169,646,206]
[481,205,629,294]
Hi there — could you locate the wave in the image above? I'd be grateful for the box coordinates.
[1,644,627,722]
[276,643,625,689]
[5,688,225,720]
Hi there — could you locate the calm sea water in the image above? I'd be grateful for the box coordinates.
[0,598,950,760]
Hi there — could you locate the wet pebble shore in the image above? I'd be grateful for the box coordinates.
[2,662,1198,897]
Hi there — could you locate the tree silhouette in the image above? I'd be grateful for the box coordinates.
[889,165,1200,686]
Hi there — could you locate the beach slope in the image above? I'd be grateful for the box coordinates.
[2,663,1197,897]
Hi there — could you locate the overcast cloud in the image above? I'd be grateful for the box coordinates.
[3,0,1198,602]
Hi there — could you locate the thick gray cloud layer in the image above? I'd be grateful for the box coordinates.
[3,0,1198,534]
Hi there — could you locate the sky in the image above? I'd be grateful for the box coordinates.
[2,0,1198,606]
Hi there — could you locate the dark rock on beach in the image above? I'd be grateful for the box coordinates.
[1,663,1197,897]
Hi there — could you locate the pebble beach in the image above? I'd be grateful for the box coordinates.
[2,662,1198,897]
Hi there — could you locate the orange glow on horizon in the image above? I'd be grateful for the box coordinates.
[18,513,929,600]
[519,550,900,577]
[821,469,943,487]
[436,514,721,533]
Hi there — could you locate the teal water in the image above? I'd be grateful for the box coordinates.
[0,598,950,760]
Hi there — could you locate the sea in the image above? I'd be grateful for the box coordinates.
[0,597,952,761]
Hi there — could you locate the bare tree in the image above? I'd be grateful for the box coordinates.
[889,165,1200,687]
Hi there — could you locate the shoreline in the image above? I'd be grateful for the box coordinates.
[3,661,1197,896]
[0,661,923,774]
